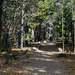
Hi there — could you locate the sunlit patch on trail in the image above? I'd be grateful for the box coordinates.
[32,57,56,61]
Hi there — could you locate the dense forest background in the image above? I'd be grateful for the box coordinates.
[0,0,75,64]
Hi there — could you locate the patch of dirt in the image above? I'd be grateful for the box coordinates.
[60,52,75,75]
[55,42,75,75]
[0,42,72,75]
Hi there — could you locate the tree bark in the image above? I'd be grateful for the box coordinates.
[0,0,3,52]
[32,28,34,42]
[71,0,75,52]
[62,0,64,51]
[21,0,25,49]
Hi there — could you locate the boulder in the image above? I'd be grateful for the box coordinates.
[58,48,63,52]
[32,47,38,51]
[43,41,47,43]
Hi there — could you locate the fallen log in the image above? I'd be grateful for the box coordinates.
[37,42,42,49]
[14,48,30,60]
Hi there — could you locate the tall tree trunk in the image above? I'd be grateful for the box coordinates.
[16,34,18,48]
[0,0,3,52]
[32,28,34,42]
[12,6,17,48]
[71,0,75,52]
[62,0,64,51]
[21,0,25,49]
[38,24,41,41]
[43,27,46,40]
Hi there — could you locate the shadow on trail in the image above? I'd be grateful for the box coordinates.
[0,42,67,75]
[13,43,67,75]
[22,43,67,75]
[40,45,58,52]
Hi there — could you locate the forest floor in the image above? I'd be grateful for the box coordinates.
[0,42,75,75]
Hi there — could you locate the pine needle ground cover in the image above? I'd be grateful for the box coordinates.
[0,42,75,75]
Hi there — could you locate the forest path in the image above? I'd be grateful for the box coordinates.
[23,42,67,75]
[0,42,68,75]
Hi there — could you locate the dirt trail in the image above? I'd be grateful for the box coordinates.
[0,42,68,75]
[22,42,68,75]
